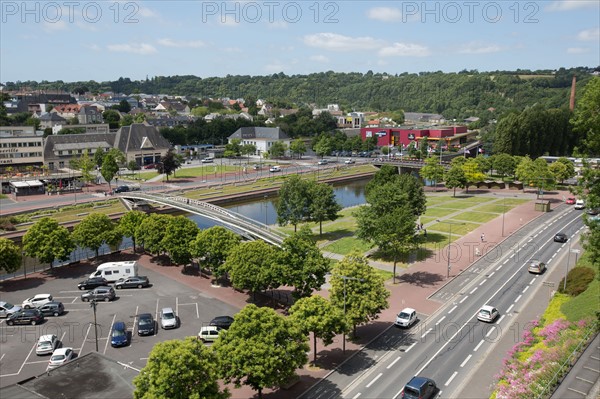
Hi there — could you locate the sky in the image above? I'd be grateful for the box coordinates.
[1,0,599,83]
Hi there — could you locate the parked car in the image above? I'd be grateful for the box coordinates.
[574,199,585,209]
[565,197,576,205]
[527,259,547,274]
[0,301,21,318]
[252,164,262,170]
[81,286,116,302]
[137,313,156,336]
[395,308,418,328]
[36,334,59,355]
[477,305,499,322]
[47,347,74,369]
[38,301,64,317]
[553,232,568,243]
[344,158,355,164]
[7,309,44,326]
[210,315,235,330]
[317,159,328,165]
[22,294,53,309]
[198,326,223,343]
[160,307,179,329]
[143,163,157,169]
[115,276,150,289]
[586,208,600,215]
[269,165,281,173]
[201,158,214,163]
[110,321,129,347]
[113,185,130,193]
[402,376,438,399]
[78,277,109,291]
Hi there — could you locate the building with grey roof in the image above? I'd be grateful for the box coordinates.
[228,127,291,156]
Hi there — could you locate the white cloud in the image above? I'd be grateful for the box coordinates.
[138,6,158,18]
[264,61,286,73]
[567,47,589,54]
[107,43,158,55]
[157,38,205,48]
[304,33,383,51]
[577,27,600,41]
[378,42,430,57]
[458,42,502,54]
[309,55,329,63]
[546,0,598,11]
[367,7,403,22]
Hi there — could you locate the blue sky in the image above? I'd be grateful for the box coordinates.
[1,0,599,83]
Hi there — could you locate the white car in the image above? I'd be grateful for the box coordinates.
[22,294,53,309]
[198,326,223,343]
[269,165,281,173]
[574,199,585,210]
[0,301,21,318]
[36,334,59,356]
[395,308,418,328]
[477,305,499,323]
[201,158,214,163]
[47,347,74,369]
[344,159,355,164]
[317,159,328,165]
[160,307,179,329]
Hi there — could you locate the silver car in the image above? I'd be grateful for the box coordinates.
[0,301,22,318]
[159,307,178,329]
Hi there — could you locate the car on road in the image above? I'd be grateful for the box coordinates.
[111,321,129,347]
[477,305,499,322]
[160,307,179,329]
[574,199,585,209]
[0,301,22,318]
[565,197,576,205]
[38,301,64,317]
[7,309,44,325]
[137,313,156,336]
[528,259,547,274]
[317,159,328,165]
[115,276,150,289]
[113,185,130,193]
[344,158,355,164]
[586,208,600,215]
[201,158,214,163]
[553,232,568,243]
[395,308,418,328]
[22,294,53,309]
[269,165,281,173]
[47,347,74,369]
[252,164,262,170]
[402,376,438,399]
[198,326,223,343]
[210,315,235,330]
[36,334,59,356]
[143,163,157,169]
[81,286,116,302]
[78,277,109,291]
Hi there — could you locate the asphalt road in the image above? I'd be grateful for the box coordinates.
[0,261,239,388]
[299,206,586,399]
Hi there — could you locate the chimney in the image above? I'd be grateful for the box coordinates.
[569,75,577,111]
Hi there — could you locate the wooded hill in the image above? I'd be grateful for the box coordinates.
[4,67,597,120]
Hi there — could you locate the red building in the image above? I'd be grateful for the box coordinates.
[361,125,469,149]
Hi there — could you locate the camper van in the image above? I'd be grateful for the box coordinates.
[89,261,139,283]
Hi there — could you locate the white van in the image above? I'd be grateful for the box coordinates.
[89,261,139,283]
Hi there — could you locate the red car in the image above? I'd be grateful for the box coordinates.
[565,197,576,205]
[144,163,157,169]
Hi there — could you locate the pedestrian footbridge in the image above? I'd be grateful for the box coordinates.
[117,192,286,247]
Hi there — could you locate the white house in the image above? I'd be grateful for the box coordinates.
[228,127,291,156]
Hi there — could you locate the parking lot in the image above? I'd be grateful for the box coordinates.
[0,262,239,388]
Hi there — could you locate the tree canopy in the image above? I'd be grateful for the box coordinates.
[23,217,74,267]
[0,237,22,274]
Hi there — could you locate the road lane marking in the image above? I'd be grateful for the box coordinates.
[387,356,401,369]
[448,305,458,314]
[515,294,522,303]
[488,272,495,278]
[445,371,458,386]
[470,287,478,294]
[530,277,536,284]
[420,329,432,339]
[498,315,506,324]
[352,393,361,399]
[103,314,117,355]
[522,286,529,293]
[366,373,382,388]
[503,259,509,264]
[405,342,416,352]
[79,323,91,353]
[486,327,497,338]
[459,296,469,304]
[460,355,472,368]
[479,279,487,286]
[474,340,484,351]
[0,353,4,362]
[506,304,514,313]
[436,316,446,325]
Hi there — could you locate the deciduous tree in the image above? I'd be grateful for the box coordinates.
[290,138,307,159]
[0,237,22,273]
[119,211,147,252]
[136,214,171,255]
[444,165,467,197]
[419,157,445,191]
[23,218,74,267]
[276,175,311,231]
[309,182,341,235]
[162,216,199,266]
[190,226,241,280]
[224,241,279,300]
[71,213,119,257]
[157,149,182,181]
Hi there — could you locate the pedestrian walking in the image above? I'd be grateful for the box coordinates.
[481,233,485,242]
[423,229,427,238]
[475,247,481,257]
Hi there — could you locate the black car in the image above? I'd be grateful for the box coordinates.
[38,301,64,317]
[114,185,130,193]
[115,276,150,289]
[209,315,235,330]
[554,232,568,243]
[78,277,109,291]
[7,309,44,326]
[137,313,155,336]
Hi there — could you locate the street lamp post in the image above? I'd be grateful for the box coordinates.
[436,219,464,279]
[340,275,365,354]
[264,195,268,226]
[90,299,99,352]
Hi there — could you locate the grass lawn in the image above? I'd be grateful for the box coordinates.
[453,211,500,224]
[476,204,521,213]
[426,196,455,206]
[323,236,372,255]
[15,200,127,229]
[561,253,599,322]
[423,207,459,218]
[428,221,480,236]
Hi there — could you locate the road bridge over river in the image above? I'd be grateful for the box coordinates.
[118,192,287,247]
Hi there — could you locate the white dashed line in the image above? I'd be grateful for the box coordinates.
[503,259,509,264]
[506,304,514,313]
[445,371,458,386]
[448,305,458,314]
[474,340,484,351]
[459,296,469,304]
[486,327,497,338]
[515,294,522,303]
[488,272,495,278]
[470,287,478,294]
[420,329,432,339]
[498,315,506,324]
[387,356,401,369]
[405,342,416,353]
[352,393,361,399]
[436,316,446,325]
[460,355,472,368]
[366,373,382,388]
[479,279,487,286]
[530,277,536,284]
[522,286,529,294]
